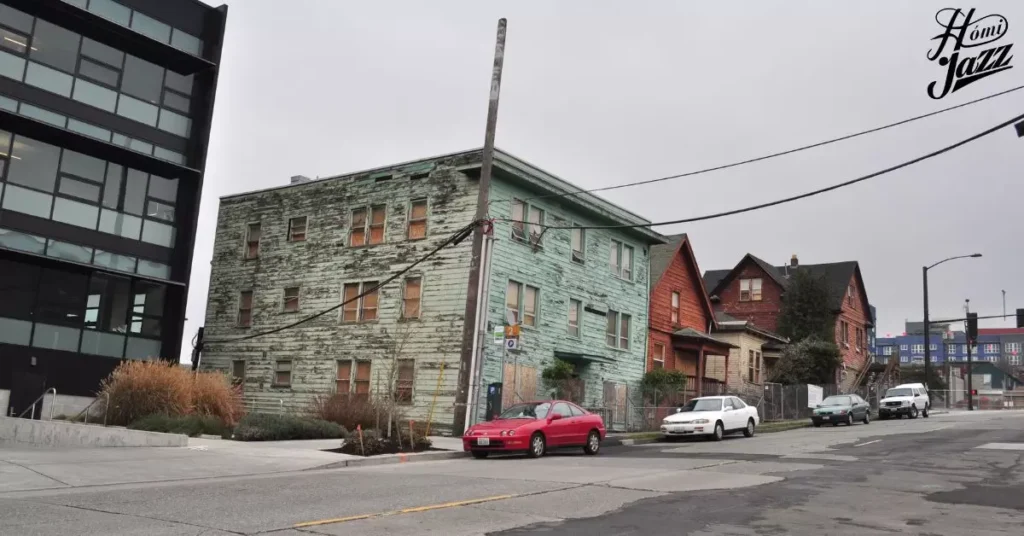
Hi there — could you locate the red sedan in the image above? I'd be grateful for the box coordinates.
[463,400,606,458]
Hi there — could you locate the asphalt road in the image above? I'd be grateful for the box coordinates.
[2,411,1023,535]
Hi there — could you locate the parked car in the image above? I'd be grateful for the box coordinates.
[462,400,606,459]
[811,394,871,427]
[660,396,759,441]
[878,383,930,419]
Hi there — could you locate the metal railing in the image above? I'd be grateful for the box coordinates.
[16,387,57,421]
[76,392,111,425]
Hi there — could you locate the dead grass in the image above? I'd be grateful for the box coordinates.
[98,361,243,426]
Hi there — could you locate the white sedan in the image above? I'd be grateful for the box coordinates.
[660,396,760,441]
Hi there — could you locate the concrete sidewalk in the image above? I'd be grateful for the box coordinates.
[0,435,464,494]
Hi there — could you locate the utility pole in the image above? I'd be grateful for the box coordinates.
[923,267,932,390]
[1003,290,1007,319]
[453,18,507,436]
[966,299,974,411]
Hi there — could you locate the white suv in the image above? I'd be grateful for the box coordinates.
[878,383,930,420]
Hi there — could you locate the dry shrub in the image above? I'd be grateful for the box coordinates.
[99,361,243,426]
[308,394,379,431]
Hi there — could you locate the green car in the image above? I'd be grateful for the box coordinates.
[811,394,871,427]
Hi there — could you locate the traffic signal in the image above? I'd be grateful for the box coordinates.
[1017,308,1024,328]
[971,389,978,396]
[967,312,978,340]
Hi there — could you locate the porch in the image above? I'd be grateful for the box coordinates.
[667,328,737,397]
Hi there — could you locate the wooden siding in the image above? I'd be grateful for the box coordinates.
[714,259,785,333]
[836,271,872,390]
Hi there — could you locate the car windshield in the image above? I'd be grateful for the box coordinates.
[498,402,551,420]
[679,398,723,412]
[820,396,852,406]
[886,388,913,397]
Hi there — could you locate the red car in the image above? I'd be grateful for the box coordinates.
[463,400,606,459]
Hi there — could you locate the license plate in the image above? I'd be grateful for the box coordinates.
[477,437,490,446]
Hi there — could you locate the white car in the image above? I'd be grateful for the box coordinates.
[660,396,760,441]
[878,383,930,419]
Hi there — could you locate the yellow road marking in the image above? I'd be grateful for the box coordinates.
[294,494,517,528]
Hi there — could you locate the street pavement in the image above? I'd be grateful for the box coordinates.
[0,410,1022,534]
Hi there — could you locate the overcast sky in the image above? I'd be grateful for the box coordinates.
[181,0,1024,361]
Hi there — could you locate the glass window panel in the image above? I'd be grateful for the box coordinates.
[81,330,125,358]
[123,169,147,214]
[0,94,16,111]
[130,12,172,43]
[136,259,171,279]
[112,133,128,147]
[121,55,163,103]
[0,128,8,153]
[36,267,89,325]
[147,175,177,202]
[163,70,193,95]
[2,185,52,218]
[170,29,202,56]
[8,136,60,192]
[46,239,92,263]
[153,147,185,164]
[30,20,80,73]
[125,337,161,359]
[18,104,65,129]
[94,249,136,272]
[58,176,101,202]
[78,58,119,87]
[102,164,122,208]
[0,228,46,254]
[0,5,35,34]
[98,209,141,239]
[85,272,131,332]
[88,0,132,26]
[128,138,153,153]
[146,200,174,222]
[157,109,190,137]
[141,219,174,247]
[0,259,39,321]
[24,62,74,97]
[0,27,29,54]
[0,317,32,346]
[162,91,190,114]
[66,119,112,142]
[32,324,81,352]
[132,280,165,317]
[52,197,99,229]
[0,50,26,81]
[116,94,159,125]
[60,150,106,183]
[80,37,124,68]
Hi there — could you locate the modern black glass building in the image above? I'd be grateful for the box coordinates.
[0,0,226,418]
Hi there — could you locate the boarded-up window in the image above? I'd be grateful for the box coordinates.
[244,222,260,259]
[396,359,414,405]
[502,363,537,408]
[403,277,421,319]
[670,292,680,324]
[342,282,378,322]
[354,361,371,399]
[349,208,367,246]
[283,286,299,312]
[274,360,291,386]
[362,282,379,321]
[238,291,253,327]
[336,360,351,394]
[288,216,307,242]
[408,199,427,240]
[369,205,386,245]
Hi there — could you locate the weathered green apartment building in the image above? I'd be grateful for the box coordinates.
[201,149,662,433]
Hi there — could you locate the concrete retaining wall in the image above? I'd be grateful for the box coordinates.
[42,394,95,421]
[0,417,187,448]
[0,389,8,417]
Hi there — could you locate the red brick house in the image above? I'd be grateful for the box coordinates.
[647,234,734,397]
[703,254,873,389]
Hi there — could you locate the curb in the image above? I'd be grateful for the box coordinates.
[603,436,662,447]
[318,450,468,470]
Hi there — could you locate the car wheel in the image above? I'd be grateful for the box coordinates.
[846,414,854,426]
[863,412,870,425]
[879,414,889,421]
[584,430,600,455]
[527,432,546,458]
[711,421,724,441]
[922,407,929,418]
[910,406,919,419]
[471,451,489,459]
[813,422,822,428]
[743,419,755,438]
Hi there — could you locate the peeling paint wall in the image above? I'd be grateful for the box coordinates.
[201,161,479,430]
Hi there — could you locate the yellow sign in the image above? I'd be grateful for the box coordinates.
[504,325,520,338]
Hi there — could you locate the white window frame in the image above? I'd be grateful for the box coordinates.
[287,216,308,242]
[283,286,300,312]
[911,344,924,354]
[901,344,908,351]
[605,309,630,349]
[670,291,680,324]
[402,276,422,319]
[506,280,539,327]
[570,225,584,264]
[341,281,380,323]
[274,360,292,387]
[511,199,544,245]
[407,198,428,240]
[984,343,1001,354]
[652,343,665,369]
[739,278,762,301]
[568,298,581,338]
[610,240,634,281]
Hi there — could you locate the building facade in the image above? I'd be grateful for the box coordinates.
[0,0,226,419]
[202,149,661,432]
[876,327,1024,366]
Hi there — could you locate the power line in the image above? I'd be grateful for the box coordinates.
[489,83,1024,207]
[202,221,479,345]
[494,111,1024,232]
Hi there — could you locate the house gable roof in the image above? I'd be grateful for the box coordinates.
[704,253,788,298]
[649,234,718,329]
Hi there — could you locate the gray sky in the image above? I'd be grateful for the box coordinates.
[181,0,1024,361]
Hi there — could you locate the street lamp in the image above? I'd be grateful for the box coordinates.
[923,253,982,397]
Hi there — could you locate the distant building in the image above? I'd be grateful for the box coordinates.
[874,327,1024,366]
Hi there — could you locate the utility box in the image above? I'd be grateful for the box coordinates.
[485,382,503,421]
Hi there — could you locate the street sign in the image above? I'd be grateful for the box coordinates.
[493,328,504,344]
[505,338,519,350]
[504,325,520,338]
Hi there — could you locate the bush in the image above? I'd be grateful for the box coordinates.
[97,361,243,427]
[337,428,433,456]
[308,394,379,431]
[128,414,229,438]
[233,413,346,442]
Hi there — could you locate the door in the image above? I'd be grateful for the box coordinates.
[567,403,590,444]
[549,402,575,446]
[721,398,739,430]
[10,371,47,419]
[913,388,927,409]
